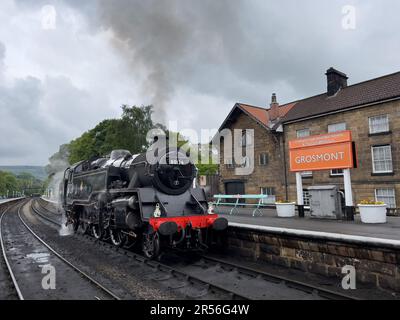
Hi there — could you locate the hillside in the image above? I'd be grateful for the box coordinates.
[0,166,47,181]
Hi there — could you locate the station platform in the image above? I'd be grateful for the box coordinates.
[215,206,400,246]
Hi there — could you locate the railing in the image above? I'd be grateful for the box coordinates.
[213,194,276,217]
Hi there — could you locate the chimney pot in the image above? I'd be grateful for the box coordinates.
[326,67,348,96]
[269,93,279,122]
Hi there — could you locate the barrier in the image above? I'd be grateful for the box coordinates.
[213,194,276,217]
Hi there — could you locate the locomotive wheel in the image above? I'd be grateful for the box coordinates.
[78,221,89,235]
[72,219,80,233]
[92,224,104,240]
[142,232,160,259]
[109,228,126,247]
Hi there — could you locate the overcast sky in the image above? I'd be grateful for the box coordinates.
[0,0,399,165]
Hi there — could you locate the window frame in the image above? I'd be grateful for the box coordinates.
[330,169,344,176]
[371,145,393,174]
[328,122,346,133]
[260,187,275,196]
[375,188,396,209]
[296,128,310,138]
[259,153,268,166]
[369,114,389,134]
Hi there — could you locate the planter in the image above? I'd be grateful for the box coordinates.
[358,204,387,224]
[275,202,296,218]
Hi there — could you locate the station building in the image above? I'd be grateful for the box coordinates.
[217,68,400,211]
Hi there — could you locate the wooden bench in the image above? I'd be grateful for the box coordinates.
[213,194,276,217]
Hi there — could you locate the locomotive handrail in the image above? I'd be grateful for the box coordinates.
[213,194,276,217]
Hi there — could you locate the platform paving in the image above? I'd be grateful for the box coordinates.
[216,206,400,241]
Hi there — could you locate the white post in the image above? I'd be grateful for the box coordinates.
[343,168,354,220]
[343,169,353,206]
[295,172,305,217]
[193,178,196,189]
[296,172,304,205]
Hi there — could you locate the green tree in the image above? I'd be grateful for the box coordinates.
[67,105,157,164]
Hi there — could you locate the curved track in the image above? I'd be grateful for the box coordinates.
[2,200,121,300]
[33,198,358,300]
[0,201,24,300]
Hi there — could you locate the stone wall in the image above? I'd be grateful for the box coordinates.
[227,226,400,293]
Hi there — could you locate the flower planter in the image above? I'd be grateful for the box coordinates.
[275,202,296,218]
[358,204,387,224]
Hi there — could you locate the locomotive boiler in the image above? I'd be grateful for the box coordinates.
[61,145,227,258]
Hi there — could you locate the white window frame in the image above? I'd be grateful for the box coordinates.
[369,114,389,134]
[328,122,346,133]
[375,188,396,208]
[371,145,393,174]
[260,187,275,195]
[296,128,310,138]
[330,169,344,176]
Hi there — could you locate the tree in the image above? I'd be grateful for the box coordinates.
[66,105,157,164]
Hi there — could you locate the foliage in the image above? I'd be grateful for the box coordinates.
[0,171,44,197]
[275,200,295,204]
[359,200,385,205]
[67,105,158,164]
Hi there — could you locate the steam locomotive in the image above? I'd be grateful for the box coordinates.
[60,143,227,259]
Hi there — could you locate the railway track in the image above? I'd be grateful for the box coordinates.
[2,200,121,300]
[33,198,358,300]
[0,201,24,300]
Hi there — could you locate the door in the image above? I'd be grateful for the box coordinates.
[225,181,245,203]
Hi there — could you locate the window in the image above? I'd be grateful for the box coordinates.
[369,115,389,134]
[303,190,310,207]
[375,188,396,208]
[372,145,393,173]
[331,169,344,176]
[259,153,268,166]
[296,129,312,176]
[261,187,275,195]
[328,122,346,133]
[296,128,310,138]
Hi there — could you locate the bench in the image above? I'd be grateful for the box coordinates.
[213,194,276,217]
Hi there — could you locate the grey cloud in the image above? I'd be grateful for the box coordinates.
[66,0,400,109]
[0,41,5,75]
[0,74,106,165]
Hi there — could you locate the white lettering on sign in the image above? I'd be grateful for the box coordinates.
[295,152,345,164]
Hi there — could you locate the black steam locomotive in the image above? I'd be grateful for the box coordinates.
[60,144,227,258]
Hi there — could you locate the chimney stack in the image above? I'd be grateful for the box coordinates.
[326,67,348,96]
[269,93,279,122]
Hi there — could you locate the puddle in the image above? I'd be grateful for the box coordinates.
[26,252,50,264]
